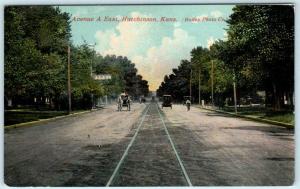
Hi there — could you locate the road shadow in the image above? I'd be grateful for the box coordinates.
[221,125,293,135]
[62,141,130,186]
[4,137,133,187]
[265,157,294,161]
[205,112,236,118]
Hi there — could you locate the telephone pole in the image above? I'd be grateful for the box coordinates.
[211,60,214,106]
[87,43,96,109]
[190,69,192,102]
[233,73,237,114]
[198,67,201,105]
[67,45,71,114]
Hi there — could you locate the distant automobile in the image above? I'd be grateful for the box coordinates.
[162,95,172,109]
[151,96,155,102]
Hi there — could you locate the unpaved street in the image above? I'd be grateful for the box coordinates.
[5,103,147,186]
[162,105,294,186]
[4,102,294,186]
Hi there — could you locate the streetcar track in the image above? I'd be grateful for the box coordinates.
[105,104,151,186]
[156,103,193,186]
[106,102,193,186]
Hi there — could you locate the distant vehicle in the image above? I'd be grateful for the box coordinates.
[117,93,131,111]
[162,95,172,109]
[151,96,155,102]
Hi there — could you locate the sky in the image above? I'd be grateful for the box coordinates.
[59,5,234,91]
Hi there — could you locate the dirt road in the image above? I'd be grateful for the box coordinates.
[5,103,147,186]
[4,102,294,186]
[162,104,294,186]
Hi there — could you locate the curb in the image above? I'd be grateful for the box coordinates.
[4,109,99,130]
[197,106,294,129]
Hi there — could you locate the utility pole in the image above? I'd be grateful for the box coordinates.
[190,69,192,102]
[211,60,214,106]
[88,43,96,77]
[90,55,93,110]
[198,67,201,105]
[233,73,237,114]
[88,43,96,109]
[67,45,71,114]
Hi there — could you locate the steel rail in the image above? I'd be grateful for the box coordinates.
[105,104,150,186]
[156,104,193,186]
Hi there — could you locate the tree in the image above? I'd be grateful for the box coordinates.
[94,55,149,98]
[4,6,71,108]
[219,5,294,110]
[157,60,191,102]
[70,44,104,109]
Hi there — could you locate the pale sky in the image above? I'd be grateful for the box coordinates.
[59,5,234,91]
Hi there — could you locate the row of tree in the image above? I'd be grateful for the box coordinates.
[5,6,149,110]
[157,5,294,111]
[93,55,149,98]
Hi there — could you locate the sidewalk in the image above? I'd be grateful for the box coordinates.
[195,105,294,129]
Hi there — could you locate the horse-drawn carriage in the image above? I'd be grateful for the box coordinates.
[117,93,131,111]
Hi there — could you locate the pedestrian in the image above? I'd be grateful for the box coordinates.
[186,99,191,111]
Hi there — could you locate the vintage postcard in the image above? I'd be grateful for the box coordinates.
[4,4,294,187]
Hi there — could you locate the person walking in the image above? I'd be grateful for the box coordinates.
[186,99,191,111]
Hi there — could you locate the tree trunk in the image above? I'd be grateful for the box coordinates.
[272,82,283,111]
[290,92,294,108]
